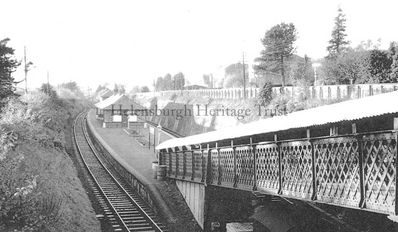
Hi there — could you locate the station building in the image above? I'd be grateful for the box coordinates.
[95,94,136,128]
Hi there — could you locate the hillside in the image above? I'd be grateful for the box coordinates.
[0,92,100,232]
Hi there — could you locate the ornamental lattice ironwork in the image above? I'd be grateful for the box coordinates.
[185,151,193,179]
[210,149,219,185]
[236,146,254,190]
[159,130,398,215]
[314,137,360,207]
[281,141,313,199]
[363,133,396,213]
[193,150,203,182]
[256,144,279,194]
[170,152,177,177]
[219,148,235,187]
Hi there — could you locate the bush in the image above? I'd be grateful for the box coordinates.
[258,82,273,106]
[0,91,92,231]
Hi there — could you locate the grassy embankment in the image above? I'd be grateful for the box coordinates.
[0,92,100,232]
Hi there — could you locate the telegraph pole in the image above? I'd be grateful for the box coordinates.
[242,52,246,99]
[46,71,50,95]
[24,47,27,94]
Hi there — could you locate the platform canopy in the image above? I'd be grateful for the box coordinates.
[157,90,398,150]
[95,94,134,110]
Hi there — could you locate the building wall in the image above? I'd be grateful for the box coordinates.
[176,180,206,229]
[102,110,128,128]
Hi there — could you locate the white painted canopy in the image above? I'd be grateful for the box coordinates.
[95,94,133,110]
[157,90,398,150]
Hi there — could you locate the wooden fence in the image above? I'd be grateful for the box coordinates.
[136,83,398,101]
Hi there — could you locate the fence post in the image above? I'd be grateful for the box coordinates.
[175,147,179,178]
[328,86,331,100]
[201,144,206,183]
[275,134,283,195]
[357,134,365,208]
[217,143,221,185]
[319,86,323,100]
[312,87,316,99]
[191,148,195,181]
[232,140,237,187]
[251,137,257,191]
[206,144,212,185]
[168,148,172,176]
[308,129,317,200]
[182,147,187,179]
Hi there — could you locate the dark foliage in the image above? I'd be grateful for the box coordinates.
[0,38,20,108]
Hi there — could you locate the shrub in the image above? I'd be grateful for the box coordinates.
[0,91,87,231]
[258,82,273,106]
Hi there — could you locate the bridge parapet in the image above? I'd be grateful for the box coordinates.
[159,130,397,215]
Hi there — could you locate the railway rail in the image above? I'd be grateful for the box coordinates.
[73,112,167,232]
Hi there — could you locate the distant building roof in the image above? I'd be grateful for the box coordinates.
[95,94,133,110]
[183,84,208,90]
[99,89,113,98]
[157,90,398,150]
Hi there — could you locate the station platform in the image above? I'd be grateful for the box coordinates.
[86,110,201,232]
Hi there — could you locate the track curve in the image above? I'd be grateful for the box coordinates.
[73,112,167,232]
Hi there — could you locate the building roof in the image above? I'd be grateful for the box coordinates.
[95,94,133,110]
[99,89,113,98]
[157,90,398,150]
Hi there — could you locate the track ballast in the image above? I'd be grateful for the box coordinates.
[73,113,167,232]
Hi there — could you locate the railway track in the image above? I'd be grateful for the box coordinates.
[73,112,167,232]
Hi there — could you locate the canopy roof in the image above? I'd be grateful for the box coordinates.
[95,94,134,110]
[157,90,398,150]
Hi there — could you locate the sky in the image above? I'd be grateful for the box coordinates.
[1,0,397,92]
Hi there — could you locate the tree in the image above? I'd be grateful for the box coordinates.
[59,81,85,99]
[389,42,398,82]
[140,86,150,92]
[223,62,249,88]
[0,38,20,107]
[258,82,273,106]
[320,44,395,84]
[129,85,141,95]
[40,83,58,99]
[254,23,297,86]
[95,85,106,94]
[289,55,314,85]
[155,77,164,91]
[320,48,368,84]
[365,49,392,83]
[327,7,350,57]
[113,84,126,94]
[163,73,172,90]
[173,72,185,90]
[203,74,213,88]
